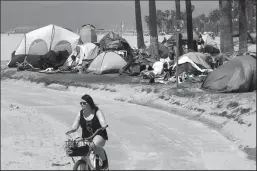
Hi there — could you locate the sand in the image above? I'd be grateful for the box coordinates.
[1,100,72,170]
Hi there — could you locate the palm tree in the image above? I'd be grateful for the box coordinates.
[149,0,159,60]
[246,0,254,33]
[164,10,170,32]
[175,0,181,21]
[219,0,224,52]
[239,0,248,53]
[220,0,234,53]
[135,0,145,49]
[185,0,194,50]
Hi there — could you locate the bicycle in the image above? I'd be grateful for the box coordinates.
[65,126,109,170]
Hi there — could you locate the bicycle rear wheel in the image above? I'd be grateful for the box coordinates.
[73,159,90,170]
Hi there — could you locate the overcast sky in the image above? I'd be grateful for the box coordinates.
[1,1,218,32]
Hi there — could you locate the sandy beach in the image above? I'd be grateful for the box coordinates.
[1,100,72,170]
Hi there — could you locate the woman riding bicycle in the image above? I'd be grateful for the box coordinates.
[66,94,108,170]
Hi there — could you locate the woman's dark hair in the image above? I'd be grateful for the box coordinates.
[81,94,99,111]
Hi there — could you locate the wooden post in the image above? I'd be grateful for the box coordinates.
[176,33,182,88]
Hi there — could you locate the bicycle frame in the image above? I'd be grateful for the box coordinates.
[68,136,100,170]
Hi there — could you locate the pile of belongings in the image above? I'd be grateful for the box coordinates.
[119,48,156,76]
[61,43,100,73]
[138,51,215,85]
[16,56,39,71]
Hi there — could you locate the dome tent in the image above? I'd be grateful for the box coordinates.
[79,24,97,44]
[15,24,80,56]
[8,24,80,68]
[86,51,127,74]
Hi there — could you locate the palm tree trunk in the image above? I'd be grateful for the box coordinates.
[175,0,181,21]
[221,0,234,53]
[135,0,145,49]
[239,0,248,53]
[246,0,253,33]
[219,0,224,52]
[185,0,194,50]
[149,0,159,60]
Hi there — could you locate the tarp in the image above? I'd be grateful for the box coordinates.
[64,43,99,66]
[86,51,127,74]
[201,55,256,93]
[201,33,218,47]
[172,52,212,72]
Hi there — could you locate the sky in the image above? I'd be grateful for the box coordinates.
[1,1,219,32]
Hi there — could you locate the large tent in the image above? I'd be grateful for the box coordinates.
[86,51,127,74]
[15,24,80,55]
[8,24,80,68]
[201,55,256,93]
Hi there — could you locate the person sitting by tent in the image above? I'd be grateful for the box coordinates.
[197,34,204,53]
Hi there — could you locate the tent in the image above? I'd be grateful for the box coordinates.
[8,24,80,67]
[15,24,79,55]
[64,43,99,66]
[98,31,133,61]
[86,51,127,74]
[201,55,256,93]
[79,24,97,44]
[201,33,217,46]
[172,52,212,75]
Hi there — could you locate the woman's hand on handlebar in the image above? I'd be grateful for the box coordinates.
[101,125,108,130]
[65,129,75,135]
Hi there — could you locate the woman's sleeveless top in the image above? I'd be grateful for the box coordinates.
[79,110,108,140]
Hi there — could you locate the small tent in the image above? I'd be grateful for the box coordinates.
[64,43,99,66]
[201,55,256,93]
[86,51,127,74]
[97,31,133,61]
[8,24,80,67]
[172,52,212,75]
[79,24,97,44]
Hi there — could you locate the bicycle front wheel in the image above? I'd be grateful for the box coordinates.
[73,159,90,170]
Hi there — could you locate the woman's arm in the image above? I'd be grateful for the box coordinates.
[96,110,108,128]
[66,112,80,134]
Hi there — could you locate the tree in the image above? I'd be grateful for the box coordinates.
[220,0,234,53]
[246,0,254,32]
[149,0,159,60]
[239,0,248,53]
[208,9,220,33]
[144,16,150,30]
[135,0,145,49]
[164,10,170,32]
[175,0,181,21]
[219,0,224,52]
[185,0,194,50]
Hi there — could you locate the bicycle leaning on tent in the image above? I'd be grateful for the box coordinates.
[65,126,109,170]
